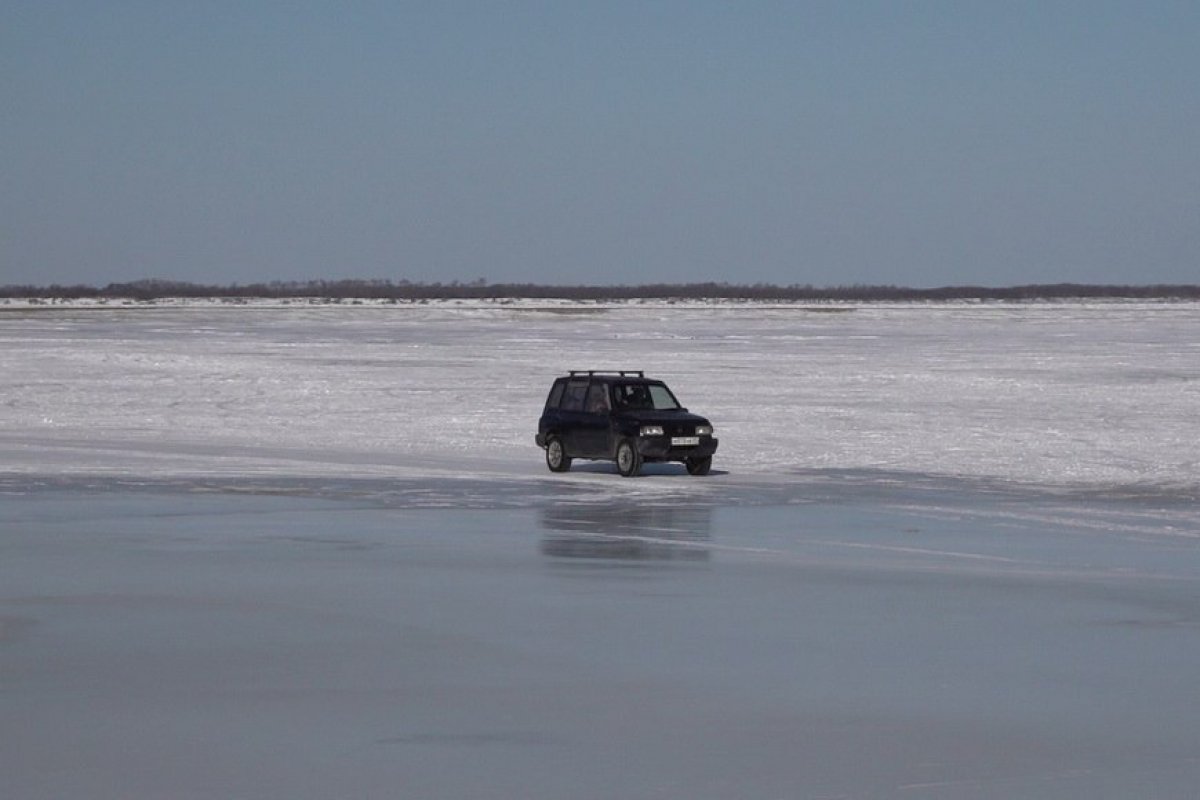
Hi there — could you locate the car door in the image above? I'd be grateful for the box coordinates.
[576,380,613,458]
[557,378,591,456]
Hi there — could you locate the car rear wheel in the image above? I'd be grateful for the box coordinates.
[545,436,571,472]
[685,456,712,476]
[615,439,642,477]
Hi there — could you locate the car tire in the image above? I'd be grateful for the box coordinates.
[545,436,572,472]
[685,456,712,476]
[615,439,643,477]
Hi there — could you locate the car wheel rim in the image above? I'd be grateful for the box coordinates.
[548,441,562,466]
[618,446,631,470]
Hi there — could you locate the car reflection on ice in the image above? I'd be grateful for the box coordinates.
[538,503,712,561]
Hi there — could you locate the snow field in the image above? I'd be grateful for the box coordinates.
[1,300,1197,494]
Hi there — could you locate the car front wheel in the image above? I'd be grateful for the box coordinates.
[615,439,643,477]
[685,456,712,476]
[545,436,572,472]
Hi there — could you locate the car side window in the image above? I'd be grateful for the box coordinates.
[561,380,588,412]
[614,383,651,409]
[545,379,565,409]
[648,384,680,410]
[584,382,610,414]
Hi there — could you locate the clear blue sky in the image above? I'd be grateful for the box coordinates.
[3,1,1197,288]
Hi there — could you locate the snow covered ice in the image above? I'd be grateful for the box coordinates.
[1,299,1197,496]
[3,299,1200,799]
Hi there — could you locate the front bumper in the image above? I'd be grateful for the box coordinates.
[636,435,719,461]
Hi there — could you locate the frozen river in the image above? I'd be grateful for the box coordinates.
[4,484,1199,799]
[2,299,1198,494]
[2,300,1199,798]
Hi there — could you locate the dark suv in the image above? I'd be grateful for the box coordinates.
[536,371,718,477]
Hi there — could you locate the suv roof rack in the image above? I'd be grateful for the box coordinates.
[569,370,645,378]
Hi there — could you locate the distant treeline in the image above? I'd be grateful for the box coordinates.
[3,278,1200,302]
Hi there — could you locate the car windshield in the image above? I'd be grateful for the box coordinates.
[613,382,680,411]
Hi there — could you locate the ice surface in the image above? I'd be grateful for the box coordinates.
[4,300,1200,798]
[2,299,1198,499]
[3,491,1199,799]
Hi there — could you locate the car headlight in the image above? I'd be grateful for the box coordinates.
[696,425,713,436]
[639,425,664,437]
